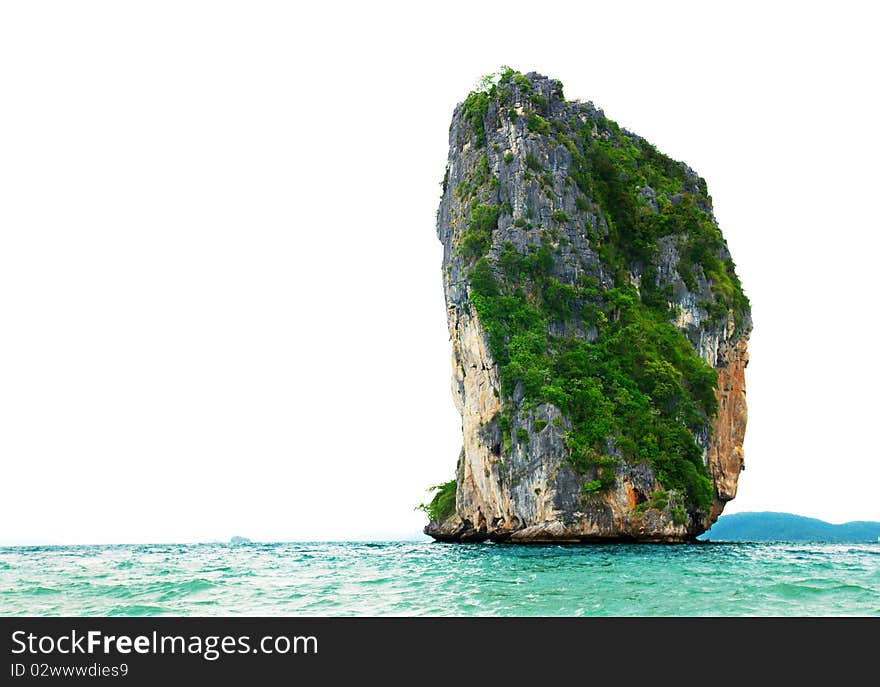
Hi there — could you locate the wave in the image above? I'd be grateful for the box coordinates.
[1,542,878,617]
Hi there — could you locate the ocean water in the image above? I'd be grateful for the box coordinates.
[1,541,878,616]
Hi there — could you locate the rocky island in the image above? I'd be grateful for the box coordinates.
[424,69,751,543]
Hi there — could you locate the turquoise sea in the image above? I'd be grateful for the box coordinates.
[1,542,878,616]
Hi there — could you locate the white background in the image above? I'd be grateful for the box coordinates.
[1,1,878,544]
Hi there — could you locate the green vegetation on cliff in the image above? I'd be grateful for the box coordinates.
[418,480,457,523]
[456,69,750,510]
[470,250,715,508]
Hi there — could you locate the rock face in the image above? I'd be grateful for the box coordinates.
[425,70,751,543]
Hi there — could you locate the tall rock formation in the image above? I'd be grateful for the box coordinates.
[424,70,751,543]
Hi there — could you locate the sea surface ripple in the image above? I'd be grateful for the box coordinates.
[1,541,878,616]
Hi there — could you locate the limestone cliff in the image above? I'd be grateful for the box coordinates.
[424,70,751,543]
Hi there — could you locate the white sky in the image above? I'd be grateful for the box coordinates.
[1,1,878,544]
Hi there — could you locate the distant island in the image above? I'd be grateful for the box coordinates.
[699,512,880,543]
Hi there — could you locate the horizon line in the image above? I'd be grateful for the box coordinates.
[2,511,879,548]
